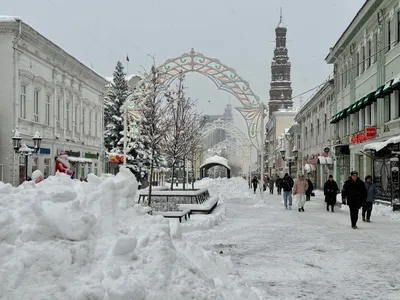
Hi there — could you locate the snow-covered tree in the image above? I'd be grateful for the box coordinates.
[164,74,193,190]
[135,63,173,206]
[104,61,129,153]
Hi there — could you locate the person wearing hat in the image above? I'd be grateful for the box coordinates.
[281,173,294,210]
[324,175,339,212]
[362,175,376,222]
[342,171,368,229]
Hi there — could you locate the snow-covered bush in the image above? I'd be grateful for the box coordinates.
[195,177,252,202]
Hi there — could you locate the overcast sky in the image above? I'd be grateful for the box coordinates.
[2,0,365,135]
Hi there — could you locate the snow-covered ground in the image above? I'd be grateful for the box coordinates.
[2,173,400,299]
[184,182,400,300]
[0,171,257,300]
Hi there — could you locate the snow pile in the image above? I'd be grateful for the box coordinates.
[0,169,257,299]
[340,203,400,221]
[181,203,227,232]
[195,177,252,202]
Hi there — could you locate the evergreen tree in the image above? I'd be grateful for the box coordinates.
[104,61,129,153]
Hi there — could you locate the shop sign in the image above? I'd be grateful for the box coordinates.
[57,149,80,157]
[28,146,51,155]
[85,152,99,159]
[350,127,377,144]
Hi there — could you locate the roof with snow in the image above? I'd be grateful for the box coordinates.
[200,155,230,170]
[0,16,21,22]
[363,136,400,152]
[104,74,141,83]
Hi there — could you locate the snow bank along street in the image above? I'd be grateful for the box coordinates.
[1,172,400,299]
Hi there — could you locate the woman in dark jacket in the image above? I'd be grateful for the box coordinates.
[305,177,314,201]
[324,175,339,212]
[362,175,377,222]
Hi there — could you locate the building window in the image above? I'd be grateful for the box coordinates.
[45,95,51,125]
[66,102,70,130]
[384,95,391,122]
[374,32,378,63]
[95,113,98,137]
[387,21,391,52]
[44,158,51,178]
[356,53,360,76]
[32,157,38,173]
[20,84,26,119]
[57,98,61,128]
[74,105,79,133]
[82,108,86,133]
[361,46,365,73]
[33,90,39,122]
[89,111,92,135]
[367,40,372,68]
[398,11,400,43]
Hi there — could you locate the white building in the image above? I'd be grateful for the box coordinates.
[0,17,107,185]
[294,79,335,189]
[326,0,400,205]
[266,108,297,176]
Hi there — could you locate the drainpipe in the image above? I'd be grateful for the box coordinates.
[12,19,22,185]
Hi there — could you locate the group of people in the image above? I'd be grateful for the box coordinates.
[250,170,377,229]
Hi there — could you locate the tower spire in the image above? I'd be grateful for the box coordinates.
[280,7,283,23]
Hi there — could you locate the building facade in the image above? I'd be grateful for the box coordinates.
[268,12,293,115]
[266,108,297,176]
[0,17,107,185]
[294,79,335,189]
[202,104,234,149]
[326,0,400,203]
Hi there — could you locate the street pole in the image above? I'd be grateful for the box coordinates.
[123,99,128,168]
[289,160,292,177]
[25,154,28,180]
[260,102,265,201]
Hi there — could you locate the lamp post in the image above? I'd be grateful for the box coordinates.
[12,130,42,182]
[280,149,298,177]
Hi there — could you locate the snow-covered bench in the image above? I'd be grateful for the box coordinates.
[178,196,219,214]
[153,208,191,223]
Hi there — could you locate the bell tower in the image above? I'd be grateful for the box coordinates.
[268,8,293,115]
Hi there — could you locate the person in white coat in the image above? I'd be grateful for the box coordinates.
[293,174,309,212]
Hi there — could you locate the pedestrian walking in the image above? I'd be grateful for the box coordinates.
[305,175,314,201]
[269,176,275,194]
[281,173,294,210]
[276,175,282,195]
[362,175,376,222]
[293,174,308,212]
[251,176,259,194]
[324,175,339,212]
[342,171,367,229]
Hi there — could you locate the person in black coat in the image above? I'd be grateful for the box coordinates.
[305,176,314,201]
[342,171,368,229]
[324,175,339,212]
[251,176,259,194]
[276,175,282,195]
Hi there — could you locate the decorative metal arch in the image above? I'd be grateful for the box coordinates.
[200,118,251,149]
[133,48,264,149]
[208,139,250,165]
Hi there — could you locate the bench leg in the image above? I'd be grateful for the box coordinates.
[179,217,182,223]
[185,214,187,221]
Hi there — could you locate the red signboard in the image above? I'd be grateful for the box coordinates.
[350,127,377,144]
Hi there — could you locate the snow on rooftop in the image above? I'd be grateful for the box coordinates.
[200,155,230,169]
[0,16,21,22]
[363,135,400,152]
[105,74,141,83]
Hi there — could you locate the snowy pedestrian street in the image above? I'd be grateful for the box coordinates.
[185,191,400,300]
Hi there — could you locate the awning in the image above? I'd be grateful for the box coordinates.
[363,92,375,106]
[355,99,365,111]
[330,113,339,124]
[317,156,333,165]
[68,157,93,164]
[348,103,358,115]
[304,164,316,172]
[363,135,400,152]
[375,85,384,98]
[392,73,400,87]
[382,79,393,95]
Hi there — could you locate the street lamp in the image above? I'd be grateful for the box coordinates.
[280,149,297,177]
[12,129,42,182]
